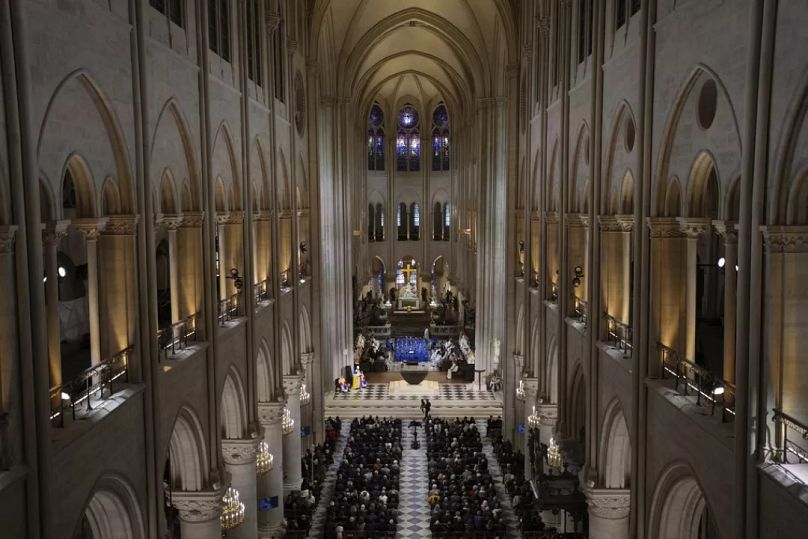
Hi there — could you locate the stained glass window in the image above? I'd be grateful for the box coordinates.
[396,105,420,171]
[431,103,450,171]
[368,104,385,171]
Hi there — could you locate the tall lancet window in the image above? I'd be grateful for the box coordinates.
[368,103,385,171]
[410,203,420,241]
[396,105,420,172]
[431,103,450,171]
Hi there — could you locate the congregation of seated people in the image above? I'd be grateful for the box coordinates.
[284,417,341,536]
[426,417,506,537]
[491,433,546,535]
[324,416,402,538]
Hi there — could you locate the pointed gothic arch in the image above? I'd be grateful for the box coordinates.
[166,406,209,491]
[221,368,248,440]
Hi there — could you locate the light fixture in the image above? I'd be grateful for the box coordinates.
[281,407,295,435]
[712,386,725,396]
[735,265,739,272]
[220,487,245,530]
[299,383,311,405]
[717,257,726,268]
[43,276,47,283]
[60,392,70,401]
[255,442,273,475]
[58,266,67,277]
[515,379,525,401]
[572,265,584,288]
[527,405,542,429]
[547,437,563,472]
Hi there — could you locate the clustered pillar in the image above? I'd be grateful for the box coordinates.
[257,401,285,537]
[171,489,224,539]
[282,374,303,492]
[222,437,259,539]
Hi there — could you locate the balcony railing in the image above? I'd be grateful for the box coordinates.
[49,345,133,426]
[253,280,269,304]
[157,313,200,360]
[658,342,735,422]
[772,408,808,465]
[218,293,240,325]
[573,297,588,325]
[604,313,632,355]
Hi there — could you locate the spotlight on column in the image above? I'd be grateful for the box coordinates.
[58,266,67,277]
[712,386,725,396]
[717,257,726,268]
[43,276,47,283]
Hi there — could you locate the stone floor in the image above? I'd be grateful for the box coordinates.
[308,416,524,538]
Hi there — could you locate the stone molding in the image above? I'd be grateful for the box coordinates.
[217,211,244,225]
[537,15,551,33]
[513,354,524,372]
[180,211,205,228]
[42,221,70,245]
[584,488,631,520]
[598,215,634,232]
[646,217,682,238]
[253,210,272,222]
[545,211,559,224]
[522,377,539,395]
[282,374,303,398]
[104,215,139,235]
[258,401,286,426]
[73,217,109,240]
[712,220,738,243]
[567,213,589,228]
[536,403,559,425]
[222,437,259,466]
[0,225,18,253]
[300,352,314,367]
[676,217,711,239]
[761,225,808,253]
[171,489,224,523]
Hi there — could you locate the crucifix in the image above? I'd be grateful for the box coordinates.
[401,261,417,285]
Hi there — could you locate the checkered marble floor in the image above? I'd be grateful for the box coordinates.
[478,420,522,539]
[397,423,432,538]
[307,422,350,538]
[333,383,497,401]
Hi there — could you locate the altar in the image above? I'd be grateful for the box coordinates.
[396,283,421,310]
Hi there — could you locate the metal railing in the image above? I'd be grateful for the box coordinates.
[157,313,200,360]
[658,342,735,422]
[772,408,808,465]
[604,313,632,355]
[573,297,588,325]
[50,345,133,426]
[218,293,240,325]
[253,280,269,304]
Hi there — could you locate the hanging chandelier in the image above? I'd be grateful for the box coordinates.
[220,487,245,530]
[547,437,563,472]
[256,441,274,475]
[516,379,526,401]
[299,383,311,405]
[281,407,295,435]
[527,405,542,430]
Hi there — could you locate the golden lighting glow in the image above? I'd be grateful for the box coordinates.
[220,487,245,530]
[282,407,295,435]
[256,442,274,475]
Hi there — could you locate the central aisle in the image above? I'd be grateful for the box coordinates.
[397,422,431,538]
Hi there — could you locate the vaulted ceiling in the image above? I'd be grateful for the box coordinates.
[310,0,517,119]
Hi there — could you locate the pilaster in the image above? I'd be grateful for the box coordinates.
[584,487,631,539]
[171,489,224,539]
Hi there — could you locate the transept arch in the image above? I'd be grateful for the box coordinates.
[648,463,717,539]
[598,399,632,489]
[76,475,145,539]
[166,406,209,491]
[256,338,275,403]
[220,368,248,440]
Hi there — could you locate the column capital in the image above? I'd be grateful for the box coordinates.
[253,210,272,222]
[104,214,139,235]
[265,13,280,32]
[761,225,808,253]
[544,211,559,224]
[42,221,69,245]
[0,225,17,253]
[282,374,303,397]
[522,377,539,395]
[155,213,182,230]
[300,352,314,367]
[72,217,109,240]
[584,488,631,520]
[676,217,711,239]
[217,211,244,225]
[567,213,589,228]
[180,211,206,228]
[258,401,286,426]
[221,437,260,466]
[712,220,738,243]
[598,215,634,232]
[513,353,524,371]
[646,217,682,238]
[171,489,224,523]
[535,403,559,425]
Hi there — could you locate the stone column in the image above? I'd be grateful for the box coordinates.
[74,218,109,366]
[282,374,303,492]
[585,488,630,539]
[536,403,559,446]
[714,221,738,383]
[171,489,223,539]
[42,221,69,388]
[257,401,285,538]
[677,219,710,361]
[522,377,539,480]
[162,215,182,325]
[222,438,260,539]
[179,212,205,323]
[598,216,633,326]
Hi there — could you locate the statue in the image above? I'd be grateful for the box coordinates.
[493,338,501,368]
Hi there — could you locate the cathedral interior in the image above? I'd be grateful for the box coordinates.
[0,0,807,538]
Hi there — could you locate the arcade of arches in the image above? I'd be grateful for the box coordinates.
[0,1,807,538]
